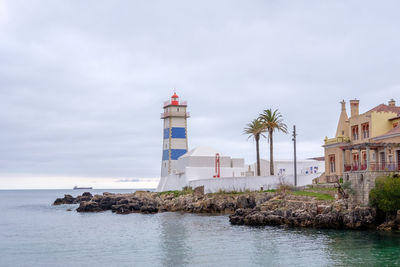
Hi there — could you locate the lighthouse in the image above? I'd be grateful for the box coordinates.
[160,93,190,177]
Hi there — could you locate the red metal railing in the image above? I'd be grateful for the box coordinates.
[163,100,188,107]
[344,162,400,172]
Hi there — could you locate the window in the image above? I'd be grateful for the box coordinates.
[361,123,369,139]
[351,125,359,140]
[394,122,399,128]
[329,155,336,173]
[353,153,359,164]
[362,151,367,163]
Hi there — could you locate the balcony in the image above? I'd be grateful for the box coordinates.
[344,162,400,172]
[161,111,190,119]
[324,136,350,145]
[163,100,188,107]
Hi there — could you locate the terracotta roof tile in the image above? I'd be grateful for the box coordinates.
[368,104,400,114]
[373,125,400,140]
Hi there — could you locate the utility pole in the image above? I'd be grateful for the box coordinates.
[292,125,297,187]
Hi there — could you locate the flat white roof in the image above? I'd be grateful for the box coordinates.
[181,146,218,157]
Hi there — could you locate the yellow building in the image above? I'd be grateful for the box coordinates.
[322,99,400,183]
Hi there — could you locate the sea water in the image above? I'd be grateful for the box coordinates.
[0,190,400,267]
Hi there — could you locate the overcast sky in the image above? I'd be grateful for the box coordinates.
[1,1,400,188]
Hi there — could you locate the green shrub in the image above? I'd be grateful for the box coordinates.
[262,189,277,193]
[158,187,193,197]
[290,190,334,201]
[342,181,354,195]
[369,175,400,213]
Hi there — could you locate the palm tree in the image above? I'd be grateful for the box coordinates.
[244,119,265,176]
[259,109,288,176]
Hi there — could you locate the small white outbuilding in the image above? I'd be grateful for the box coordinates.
[157,146,247,191]
[176,146,246,180]
[156,146,324,193]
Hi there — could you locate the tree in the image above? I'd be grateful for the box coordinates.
[259,109,288,176]
[370,175,400,214]
[244,119,265,176]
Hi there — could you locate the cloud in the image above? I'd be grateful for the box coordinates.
[1,0,400,184]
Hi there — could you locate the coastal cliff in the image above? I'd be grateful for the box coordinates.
[229,195,376,230]
[53,187,400,231]
[54,187,267,214]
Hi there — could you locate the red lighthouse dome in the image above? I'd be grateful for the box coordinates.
[171,92,179,105]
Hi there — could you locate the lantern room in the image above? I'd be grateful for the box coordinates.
[171,93,179,105]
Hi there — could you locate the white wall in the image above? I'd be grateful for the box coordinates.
[157,173,187,192]
[188,176,280,193]
[187,173,320,193]
[184,166,246,181]
[248,159,325,176]
[157,172,322,192]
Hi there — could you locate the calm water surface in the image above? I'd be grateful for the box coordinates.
[0,190,400,267]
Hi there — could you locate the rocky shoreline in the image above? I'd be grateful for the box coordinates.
[53,187,400,231]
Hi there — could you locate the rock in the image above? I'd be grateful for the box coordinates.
[98,196,117,210]
[193,186,204,196]
[229,195,378,230]
[82,192,92,197]
[112,204,131,214]
[53,198,64,205]
[76,201,102,212]
[140,205,158,214]
[236,195,256,209]
[396,210,400,224]
[53,194,76,205]
[75,192,93,203]
[55,190,388,231]
[317,205,330,214]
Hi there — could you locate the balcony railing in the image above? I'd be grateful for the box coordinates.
[160,112,190,119]
[344,162,400,172]
[324,136,350,145]
[163,100,188,107]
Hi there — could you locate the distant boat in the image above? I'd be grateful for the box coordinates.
[73,186,93,190]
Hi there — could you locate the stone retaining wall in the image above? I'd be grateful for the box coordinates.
[345,171,393,206]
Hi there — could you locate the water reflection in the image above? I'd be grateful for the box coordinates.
[2,190,400,267]
[248,227,333,266]
[159,212,192,266]
[324,230,400,266]
[249,227,400,266]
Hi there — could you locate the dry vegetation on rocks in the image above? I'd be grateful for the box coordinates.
[53,186,400,231]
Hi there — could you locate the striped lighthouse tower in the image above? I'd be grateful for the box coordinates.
[161,93,190,177]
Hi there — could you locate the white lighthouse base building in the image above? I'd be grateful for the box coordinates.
[156,146,324,193]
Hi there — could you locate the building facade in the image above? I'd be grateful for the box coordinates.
[322,99,400,203]
[157,93,323,193]
[247,159,324,177]
[160,93,190,177]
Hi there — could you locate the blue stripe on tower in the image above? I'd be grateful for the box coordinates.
[162,150,169,161]
[163,127,186,139]
[162,149,187,160]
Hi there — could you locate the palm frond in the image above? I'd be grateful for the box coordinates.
[258,108,288,135]
[243,118,266,141]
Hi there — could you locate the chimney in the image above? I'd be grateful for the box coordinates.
[388,99,396,107]
[350,99,359,117]
[340,100,346,111]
